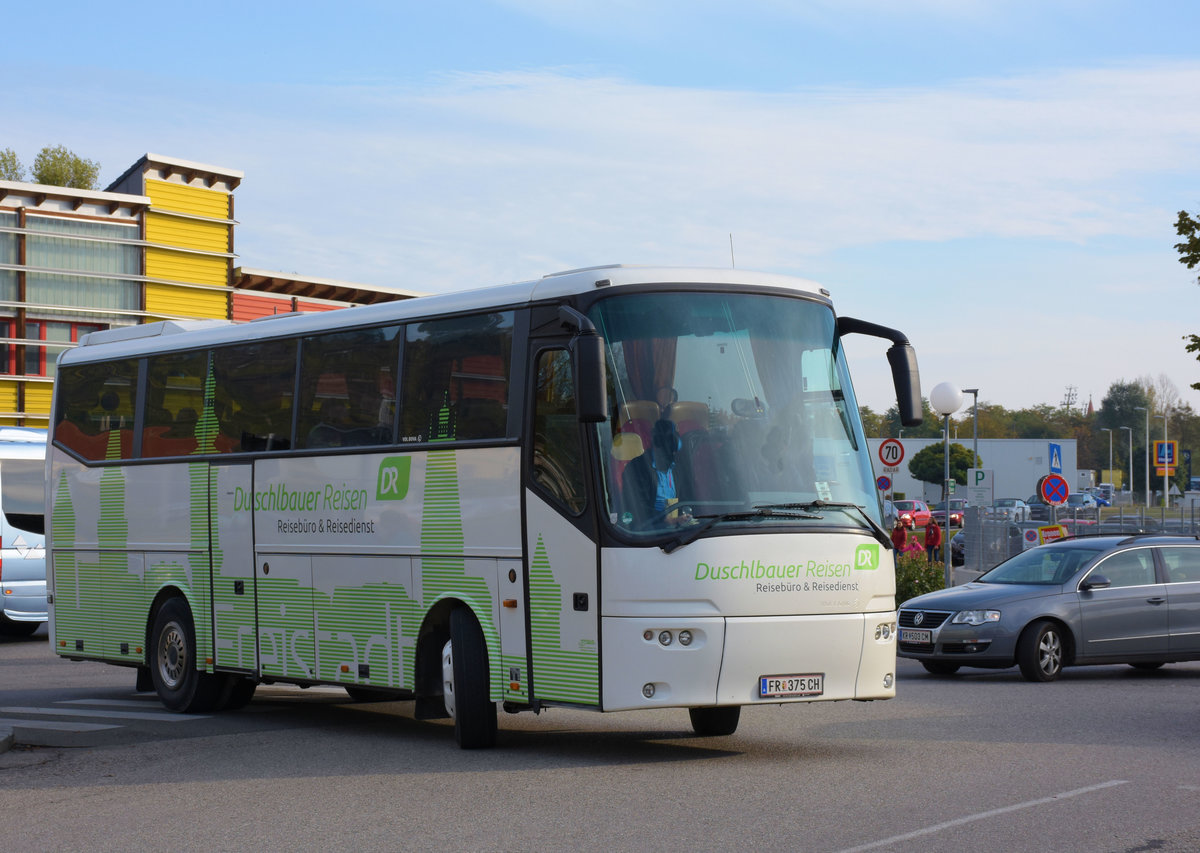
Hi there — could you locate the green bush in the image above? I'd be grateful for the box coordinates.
[895,552,945,605]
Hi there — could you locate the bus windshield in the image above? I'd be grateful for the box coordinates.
[591,290,879,539]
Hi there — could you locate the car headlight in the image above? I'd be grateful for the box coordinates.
[951,610,1001,626]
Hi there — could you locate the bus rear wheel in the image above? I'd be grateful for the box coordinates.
[443,607,497,749]
[149,597,223,713]
[689,706,741,737]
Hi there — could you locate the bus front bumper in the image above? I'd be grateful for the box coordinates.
[600,612,896,712]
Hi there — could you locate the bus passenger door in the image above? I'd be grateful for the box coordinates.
[210,463,258,672]
[525,346,601,707]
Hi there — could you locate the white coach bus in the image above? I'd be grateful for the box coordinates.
[45,265,921,748]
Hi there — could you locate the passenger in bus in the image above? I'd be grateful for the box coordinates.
[656,386,678,416]
[620,419,686,527]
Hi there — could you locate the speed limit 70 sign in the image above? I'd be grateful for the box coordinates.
[878,438,905,468]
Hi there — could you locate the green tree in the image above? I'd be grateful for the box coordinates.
[31,145,100,190]
[883,397,940,438]
[858,405,887,438]
[907,442,981,500]
[0,148,24,181]
[1176,210,1200,391]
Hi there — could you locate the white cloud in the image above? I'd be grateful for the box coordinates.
[8,58,1200,411]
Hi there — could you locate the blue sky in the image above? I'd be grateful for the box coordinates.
[4,0,1200,416]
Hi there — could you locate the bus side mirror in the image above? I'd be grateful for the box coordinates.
[887,343,922,428]
[572,331,608,424]
[558,305,609,424]
[837,316,923,428]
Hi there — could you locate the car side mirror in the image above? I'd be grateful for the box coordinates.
[1081,574,1110,591]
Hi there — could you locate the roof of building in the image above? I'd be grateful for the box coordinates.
[107,153,244,193]
[234,267,425,305]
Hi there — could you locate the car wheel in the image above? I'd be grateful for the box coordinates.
[445,606,497,749]
[1017,620,1064,682]
[921,660,960,675]
[689,706,741,736]
[149,597,224,712]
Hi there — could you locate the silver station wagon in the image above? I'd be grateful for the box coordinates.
[898,535,1200,681]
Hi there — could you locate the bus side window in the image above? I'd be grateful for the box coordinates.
[532,349,585,513]
[142,350,208,458]
[297,325,400,449]
[54,359,140,461]
[401,311,513,443]
[211,339,297,453]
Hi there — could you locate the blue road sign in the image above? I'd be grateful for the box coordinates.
[1048,442,1063,474]
[1040,473,1069,505]
[876,475,891,491]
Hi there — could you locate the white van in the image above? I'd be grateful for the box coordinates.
[0,427,47,637]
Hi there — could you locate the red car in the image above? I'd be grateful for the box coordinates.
[893,499,931,528]
[929,499,966,527]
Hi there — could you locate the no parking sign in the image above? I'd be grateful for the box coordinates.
[1037,473,1070,506]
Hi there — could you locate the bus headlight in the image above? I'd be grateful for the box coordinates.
[678,630,693,646]
[658,630,673,646]
[874,622,896,640]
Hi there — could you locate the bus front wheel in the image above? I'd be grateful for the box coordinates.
[443,607,497,749]
[689,705,741,737]
[149,597,223,713]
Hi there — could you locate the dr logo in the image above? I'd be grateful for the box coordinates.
[854,544,881,571]
[376,456,412,501]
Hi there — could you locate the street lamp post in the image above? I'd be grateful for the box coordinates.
[1100,427,1112,489]
[1120,426,1133,501]
[930,382,964,588]
[1155,412,1171,508]
[963,388,979,470]
[1135,406,1149,507]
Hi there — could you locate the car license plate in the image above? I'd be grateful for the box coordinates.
[759,673,824,698]
[900,628,932,644]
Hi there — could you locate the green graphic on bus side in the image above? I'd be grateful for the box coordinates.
[54,379,530,704]
[419,448,507,701]
[528,534,599,706]
[376,456,412,501]
[854,544,881,570]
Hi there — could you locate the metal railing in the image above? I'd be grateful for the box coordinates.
[957,504,1200,578]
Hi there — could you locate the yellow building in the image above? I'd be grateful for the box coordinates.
[0,153,416,425]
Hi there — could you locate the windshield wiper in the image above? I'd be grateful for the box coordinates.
[754,501,892,548]
[661,506,822,554]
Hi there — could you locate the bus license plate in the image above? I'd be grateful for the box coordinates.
[760,673,824,698]
[899,628,932,644]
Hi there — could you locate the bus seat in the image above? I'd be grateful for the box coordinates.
[669,401,708,435]
[619,400,660,427]
[610,431,645,462]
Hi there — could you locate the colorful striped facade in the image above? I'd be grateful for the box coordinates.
[0,153,416,426]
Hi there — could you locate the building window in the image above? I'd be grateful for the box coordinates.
[22,321,104,378]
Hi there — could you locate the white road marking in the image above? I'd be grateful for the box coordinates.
[834,780,1130,853]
